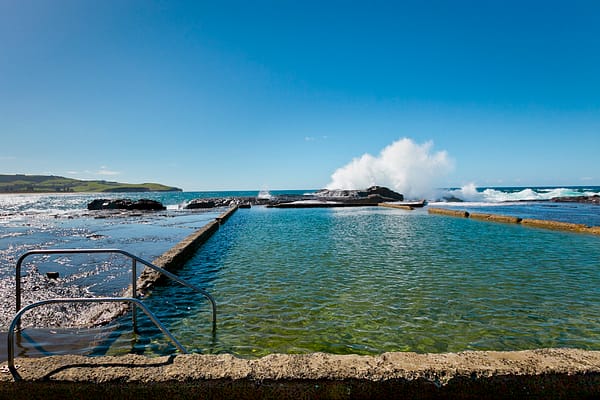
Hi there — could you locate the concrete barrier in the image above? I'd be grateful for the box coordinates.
[428,207,600,235]
[469,212,522,224]
[428,207,470,218]
[520,218,590,233]
[1,349,599,399]
[379,203,415,211]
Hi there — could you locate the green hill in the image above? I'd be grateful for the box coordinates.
[0,174,182,193]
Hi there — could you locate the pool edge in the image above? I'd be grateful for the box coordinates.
[1,349,599,398]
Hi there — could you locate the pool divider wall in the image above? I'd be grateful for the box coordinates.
[428,208,470,218]
[1,349,599,399]
[135,206,239,292]
[378,203,415,211]
[428,207,600,235]
[469,212,522,224]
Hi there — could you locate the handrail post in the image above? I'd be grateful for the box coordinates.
[132,258,138,333]
[13,248,217,355]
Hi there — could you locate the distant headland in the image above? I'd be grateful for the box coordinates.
[0,174,182,193]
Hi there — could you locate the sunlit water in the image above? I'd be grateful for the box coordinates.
[142,206,600,357]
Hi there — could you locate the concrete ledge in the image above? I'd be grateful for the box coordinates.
[1,349,599,399]
[428,208,470,218]
[469,212,522,224]
[520,218,589,233]
[379,203,415,211]
[428,207,600,235]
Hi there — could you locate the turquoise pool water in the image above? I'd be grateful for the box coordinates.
[143,206,600,356]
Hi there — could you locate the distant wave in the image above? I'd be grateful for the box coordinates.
[436,184,600,203]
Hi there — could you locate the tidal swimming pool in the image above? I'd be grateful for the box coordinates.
[135,206,600,357]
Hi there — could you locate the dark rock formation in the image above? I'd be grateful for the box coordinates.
[550,195,600,205]
[184,186,405,210]
[184,196,271,210]
[87,199,166,211]
[185,200,216,209]
[315,186,404,201]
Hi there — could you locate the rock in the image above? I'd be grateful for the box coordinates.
[87,198,166,211]
[314,186,404,202]
[185,200,216,209]
[131,199,166,210]
[550,195,600,205]
[87,199,112,210]
[364,186,404,201]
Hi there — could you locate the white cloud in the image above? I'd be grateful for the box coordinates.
[69,167,121,177]
[97,167,120,176]
[305,135,328,142]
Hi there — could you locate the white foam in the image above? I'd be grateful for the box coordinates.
[440,184,600,203]
[257,190,273,200]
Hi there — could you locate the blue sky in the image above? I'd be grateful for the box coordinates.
[1,0,598,191]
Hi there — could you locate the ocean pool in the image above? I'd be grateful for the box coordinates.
[137,206,600,356]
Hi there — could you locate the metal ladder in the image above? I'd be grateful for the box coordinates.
[8,248,217,381]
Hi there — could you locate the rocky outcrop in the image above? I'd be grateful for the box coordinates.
[185,200,216,209]
[315,186,404,201]
[183,186,405,209]
[551,195,600,204]
[267,186,405,208]
[87,199,166,211]
[184,197,257,209]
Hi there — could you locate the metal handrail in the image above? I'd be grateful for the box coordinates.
[7,297,188,381]
[15,248,216,327]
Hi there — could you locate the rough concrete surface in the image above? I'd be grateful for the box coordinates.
[1,349,599,399]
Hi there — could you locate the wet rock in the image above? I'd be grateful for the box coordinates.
[87,199,166,211]
[131,199,167,210]
[550,195,600,205]
[185,200,216,209]
[314,186,404,201]
[184,197,260,209]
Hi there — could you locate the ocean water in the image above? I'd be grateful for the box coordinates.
[0,186,599,359]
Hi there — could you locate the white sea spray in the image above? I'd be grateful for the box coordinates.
[326,138,454,200]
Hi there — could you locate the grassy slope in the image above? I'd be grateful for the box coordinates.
[0,174,182,193]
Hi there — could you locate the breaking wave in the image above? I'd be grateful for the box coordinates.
[439,183,600,203]
[326,138,454,200]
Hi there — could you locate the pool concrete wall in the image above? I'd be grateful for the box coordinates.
[428,207,600,235]
[1,349,599,399]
